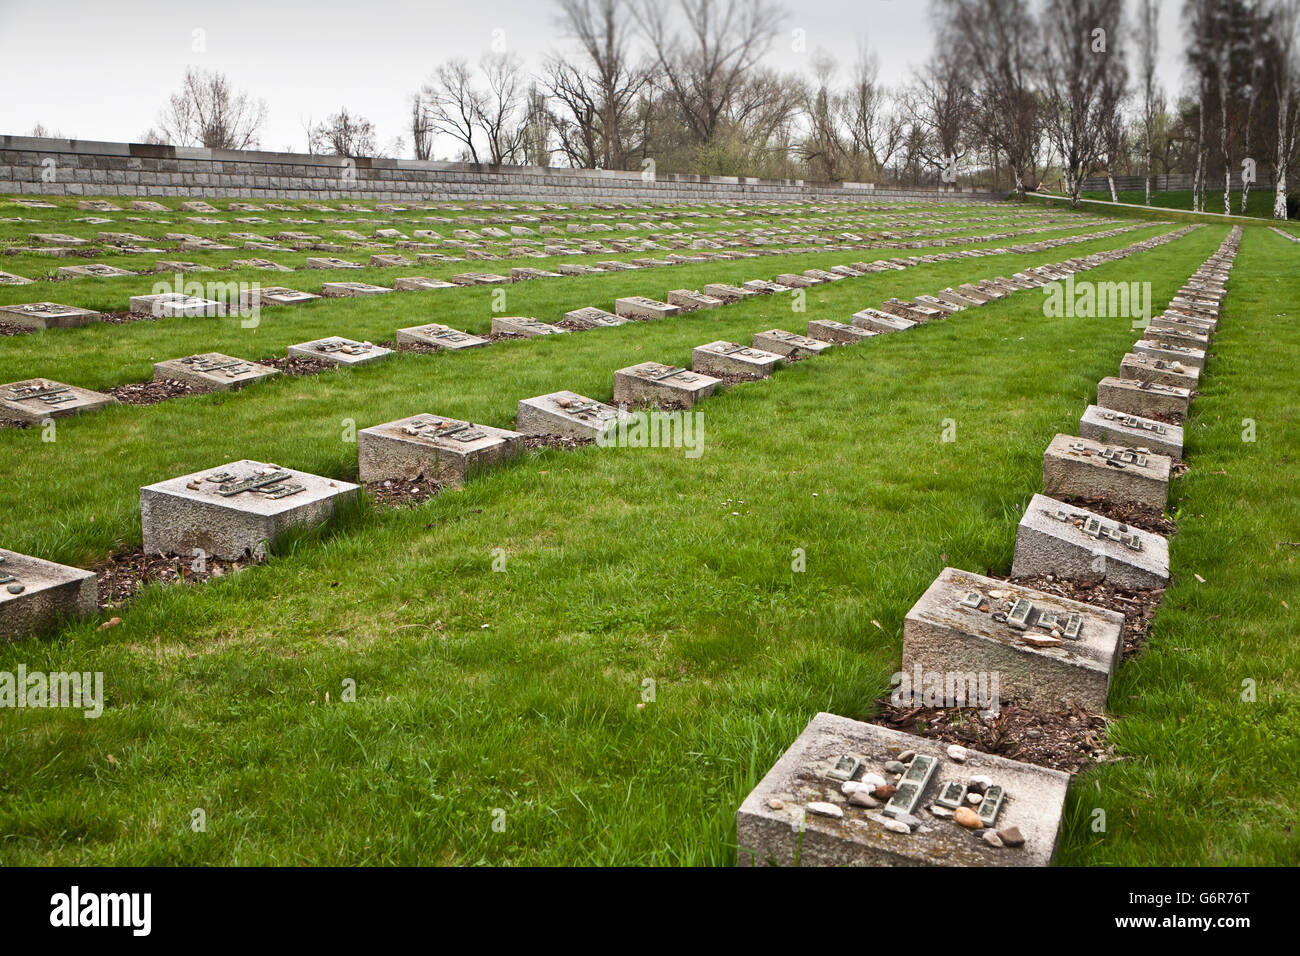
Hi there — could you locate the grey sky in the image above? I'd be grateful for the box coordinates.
[0,0,1187,159]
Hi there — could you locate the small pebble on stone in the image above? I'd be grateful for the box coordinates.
[998,826,1025,848]
[969,775,992,793]
[807,801,843,819]
[947,744,969,762]
[966,792,983,804]
[898,750,916,763]
[930,805,954,818]
[982,829,1004,848]
[954,807,981,829]
[882,819,911,834]
[884,760,907,774]
[860,772,887,788]
[767,798,785,810]
[872,784,897,799]
[848,791,881,809]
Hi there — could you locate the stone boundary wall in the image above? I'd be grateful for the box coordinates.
[0,135,1001,204]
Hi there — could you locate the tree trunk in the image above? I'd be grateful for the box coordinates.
[1108,169,1118,202]
[1277,84,1291,220]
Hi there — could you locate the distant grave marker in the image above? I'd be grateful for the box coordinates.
[0,378,116,422]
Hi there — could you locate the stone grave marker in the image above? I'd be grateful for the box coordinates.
[613,362,721,408]
[369,254,412,268]
[232,259,294,272]
[0,302,100,330]
[1132,339,1206,371]
[509,267,562,281]
[1043,433,1171,510]
[852,308,917,333]
[179,201,219,212]
[1118,353,1200,390]
[320,281,394,298]
[240,287,321,309]
[358,414,523,486]
[691,341,783,380]
[1143,325,1209,352]
[751,329,833,359]
[450,272,510,285]
[935,289,984,308]
[0,549,98,643]
[806,319,876,345]
[304,257,362,270]
[702,283,756,303]
[743,279,793,293]
[564,307,629,330]
[1079,405,1183,460]
[667,289,724,311]
[615,296,681,321]
[393,276,457,291]
[912,294,960,314]
[56,264,136,279]
[1011,493,1169,589]
[395,323,488,350]
[129,293,224,317]
[1,379,117,422]
[140,460,359,560]
[287,337,392,367]
[736,712,1070,867]
[1096,377,1191,420]
[0,271,34,286]
[880,300,943,322]
[903,567,1125,714]
[153,353,279,393]
[491,316,567,338]
[130,200,168,212]
[516,390,628,441]
[30,233,90,247]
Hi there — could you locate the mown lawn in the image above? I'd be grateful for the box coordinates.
[1,207,1291,866]
[1081,188,1283,220]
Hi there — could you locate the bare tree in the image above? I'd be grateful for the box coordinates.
[148,69,266,150]
[421,59,486,163]
[635,0,786,145]
[937,0,1041,199]
[307,108,378,156]
[1040,0,1128,206]
[1136,0,1162,203]
[902,61,974,182]
[838,47,899,179]
[1274,0,1300,217]
[551,0,646,168]
[411,93,432,161]
[477,52,532,164]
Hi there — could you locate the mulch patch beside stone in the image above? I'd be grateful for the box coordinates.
[1057,494,1176,536]
[524,434,594,452]
[386,340,444,355]
[105,378,200,406]
[266,355,333,376]
[877,702,1113,774]
[485,332,526,343]
[554,319,593,332]
[0,321,34,336]
[0,417,31,429]
[989,570,1165,660]
[1142,408,1185,425]
[364,477,445,509]
[94,549,254,610]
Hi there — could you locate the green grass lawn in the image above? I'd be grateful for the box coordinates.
[1081,188,1284,220]
[0,200,1294,866]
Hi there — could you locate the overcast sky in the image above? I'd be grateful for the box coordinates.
[0,0,1187,159]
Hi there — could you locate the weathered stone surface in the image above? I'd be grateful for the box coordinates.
[450,272,510,285]
[368,254,412,268]
[153,353,279,393]
[0,378,116,422]
[1096,376,1191,420]
[358,414,523,486]
[141,460,358,560]
[319,281,393,298]
[0,271,33,286]
[880,300,943,322]
[852,308,916,333]
[491,315,567,337]
[615,296,680,320]
[752,329,833,358]
[563,307,629,329]
[667,289,724,311]
[1011,494,1170,589]
[806,319,875,344]
[702,283,756,302]
[393,276,457,291]
[1119,353,1200,390]
[56,264,136,279]
[1043,433,1171,510]
[395,323,488,350]
[129,293,224,317]
[1132,339,1206,371]
[303,257,362,270]
[613,362,720,407]
[239,286,320,308]
[902,567,1125,714]
[736,712,1070,867]
[286,337,393,367]
[1142,325,1210,351]
[1079,404,1183,460]
[0,548,98,643]
[691,341,782,379]
[0,302,100,330]
[516,390,627,440]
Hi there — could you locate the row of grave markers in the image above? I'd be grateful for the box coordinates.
[0,222,1194,643]
[0,223,1156,425]
[736,225,1240,868]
